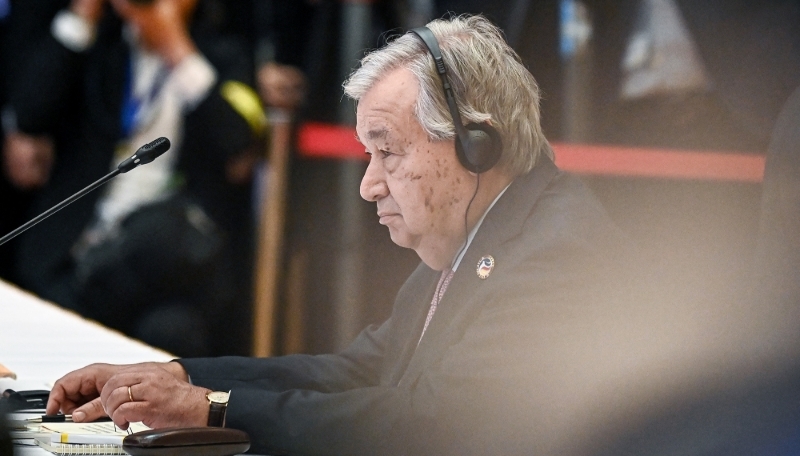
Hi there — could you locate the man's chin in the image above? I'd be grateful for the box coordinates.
[387,228,416,250]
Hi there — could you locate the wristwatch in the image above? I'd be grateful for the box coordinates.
[206,391,230,427]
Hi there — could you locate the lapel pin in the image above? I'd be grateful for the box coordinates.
[476,255,495,279]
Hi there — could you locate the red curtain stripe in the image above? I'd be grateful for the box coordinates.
[296,122,765,182]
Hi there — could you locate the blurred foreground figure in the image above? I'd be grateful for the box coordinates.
[5,0,264,355]
[585,84,800,456]
[44,14,799,456]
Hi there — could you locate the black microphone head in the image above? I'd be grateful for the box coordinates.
[136,137,171,164]
[117,137,171,173]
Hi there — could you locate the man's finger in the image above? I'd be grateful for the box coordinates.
[101,371,142,405]
[72,397,107,423]
[103,384,136,420]
[45,385,65,415]
[111,400,150,430]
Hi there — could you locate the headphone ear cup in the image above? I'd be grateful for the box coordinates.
[456,123,503,173]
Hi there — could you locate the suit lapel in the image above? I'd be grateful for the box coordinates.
[384,263,440,386]
[396,157,559,388]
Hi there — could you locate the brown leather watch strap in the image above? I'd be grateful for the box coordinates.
[206,391,229,427]
[207,402,227,427]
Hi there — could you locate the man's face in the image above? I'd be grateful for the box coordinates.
[358,68,473,269]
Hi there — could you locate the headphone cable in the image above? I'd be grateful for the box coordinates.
[452,173,480,270]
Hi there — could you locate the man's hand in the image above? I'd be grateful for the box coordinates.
[3,132,55,189]
[46,363,125,420]
[46,361,190,423]
[70,0,106,25]
[109,0,197,67]
[100,365,209,430]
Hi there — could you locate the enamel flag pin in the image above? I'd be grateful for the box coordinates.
[476,255,495,279]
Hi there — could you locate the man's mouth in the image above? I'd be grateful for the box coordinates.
[377,211,399,225]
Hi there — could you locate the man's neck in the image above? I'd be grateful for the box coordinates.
[451,178,512,271]
[463,168,514,234]
[419,168,514,271]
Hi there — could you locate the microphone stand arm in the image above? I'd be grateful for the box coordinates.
[0,169,121,247]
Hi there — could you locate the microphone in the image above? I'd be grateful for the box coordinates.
[116,137,170,172]
[0,137,171,247]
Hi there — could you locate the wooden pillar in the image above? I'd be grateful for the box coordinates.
[252,111,292,357]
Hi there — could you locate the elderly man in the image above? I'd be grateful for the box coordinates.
[46,15,631,455]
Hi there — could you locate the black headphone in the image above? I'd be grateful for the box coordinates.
[410,27,503,174]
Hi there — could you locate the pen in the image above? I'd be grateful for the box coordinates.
[25,414,72,423]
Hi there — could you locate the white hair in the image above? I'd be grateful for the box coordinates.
[343,14,552,176]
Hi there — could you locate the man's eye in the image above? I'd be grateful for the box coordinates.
[379,149,392,158]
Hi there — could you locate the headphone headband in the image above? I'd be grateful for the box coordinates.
[409,27,502,173]
[409,28,471,152]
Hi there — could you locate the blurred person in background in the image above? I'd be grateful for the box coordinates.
[3,0,265,356]
[0,0,49,284]
[251,1,311,114]
[250,0,406,122]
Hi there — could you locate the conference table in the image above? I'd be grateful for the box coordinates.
[0,278,173,455]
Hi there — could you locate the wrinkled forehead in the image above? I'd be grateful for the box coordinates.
[355,67,421,143]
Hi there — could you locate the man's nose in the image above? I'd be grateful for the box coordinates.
[360,156,388,202]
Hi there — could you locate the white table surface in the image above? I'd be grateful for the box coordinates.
[0,278,173,455]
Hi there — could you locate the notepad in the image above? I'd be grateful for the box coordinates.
[34,421,151,455]
[34,436,127,455]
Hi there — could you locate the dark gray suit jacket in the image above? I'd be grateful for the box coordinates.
[179,157,633,455]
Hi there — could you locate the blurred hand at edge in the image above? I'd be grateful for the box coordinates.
[69,0,106,25]
[3,132,55,190]
[109,0,198,67]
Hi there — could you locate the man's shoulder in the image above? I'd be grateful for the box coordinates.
[506,164,625,247]
[499,167,637,296]
[535,172,615,228]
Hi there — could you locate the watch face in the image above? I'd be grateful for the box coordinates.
[207,391,230,404]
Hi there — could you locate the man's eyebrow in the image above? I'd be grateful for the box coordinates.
[366,127,389,141]
[355,127,389,145]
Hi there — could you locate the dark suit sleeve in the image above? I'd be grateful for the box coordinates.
[224,306,556,456]
[183,36,263,168]
[179,288,618,455]
[178,319,389,393]
[168,36,264,231]
[180,170,635,456]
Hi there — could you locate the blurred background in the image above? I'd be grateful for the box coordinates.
[0,0,798,359]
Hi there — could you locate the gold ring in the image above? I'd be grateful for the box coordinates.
[128,386,134,402]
